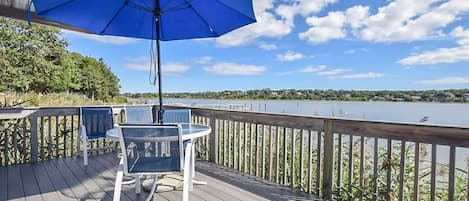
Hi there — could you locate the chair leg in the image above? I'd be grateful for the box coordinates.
[144,176,158,201]
[135,174,141,194]
[183,141,192,201]
[113,159,124,201]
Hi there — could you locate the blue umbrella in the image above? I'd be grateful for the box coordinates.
[30,0,256,123]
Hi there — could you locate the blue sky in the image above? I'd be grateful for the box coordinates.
[61,0,469,93]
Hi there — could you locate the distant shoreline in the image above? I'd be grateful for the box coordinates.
[123,89,469,103]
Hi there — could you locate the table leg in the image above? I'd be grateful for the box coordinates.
[190,139,208,185]
[183,141,192,201]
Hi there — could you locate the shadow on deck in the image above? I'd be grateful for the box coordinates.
[0,153,319,201]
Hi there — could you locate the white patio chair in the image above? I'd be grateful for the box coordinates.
[114,124,192,201]
[124,105,154,124]
[79,106,114,166]
[160,109,202,185]
[161,109,191,124]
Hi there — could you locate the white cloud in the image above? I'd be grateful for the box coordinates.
[357,0,469,42]
[344,49,356,54]
[341,72,384,79]
[399,26,469,65]
[275,0,338,26]
[216,0,335,47]
[316,69,350,76]
[276,65,326,76]
[204,62,266,75]
[299,11,347,44]
[277,51,305,61]
[414,77,469,85]
[123,57,190,75]
[62,30,137,45]
[399,46,469,65]
[216,0,291,47]
[194,56,214,64]
[259,43,278,51]
[163,63,191,75]
[299,65,327,73]
[300,0,469,44]
[344,48,368,54]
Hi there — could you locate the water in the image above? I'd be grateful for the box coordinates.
[157,98,469,127]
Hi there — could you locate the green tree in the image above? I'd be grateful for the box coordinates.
[0,17,120,101]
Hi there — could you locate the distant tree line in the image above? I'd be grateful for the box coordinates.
[0,17,120,101]
[124,88,469,103]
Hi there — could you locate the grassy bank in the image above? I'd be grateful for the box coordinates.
[0,92,129,107]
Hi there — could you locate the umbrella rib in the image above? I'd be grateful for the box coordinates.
[183,0,220,36]
[127,1,154,14]
[34,0,76,15]
[214,0,257,22]
[99,2,128,34]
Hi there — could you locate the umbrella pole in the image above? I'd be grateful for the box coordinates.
[156,15,164,124]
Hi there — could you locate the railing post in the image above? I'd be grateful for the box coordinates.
[322,119,334,200]
[29,114,38,163]
[209,113,218,164]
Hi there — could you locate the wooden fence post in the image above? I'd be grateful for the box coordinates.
[322,119,334,200]
[29,114,38,163]
[209,112,218,164]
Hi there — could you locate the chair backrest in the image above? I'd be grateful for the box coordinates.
[124,105,154,124]
[80,106,114,139]
[162,109,191,124]
[118,124,183,174]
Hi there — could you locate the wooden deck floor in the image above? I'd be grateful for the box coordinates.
[0,153,318,201]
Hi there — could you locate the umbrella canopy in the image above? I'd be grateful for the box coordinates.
[31,0,256,123]
[32,0,256,41]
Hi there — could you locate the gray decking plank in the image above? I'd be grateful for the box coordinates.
[191,185,229,201]
[76,156,133,201]
[194,173,265,201]
[51,159,97,201]
[30,163,61,201]
[88,153,147,200]
[61,158,112,201]
[0,166,8,201]
[5,153,320,201]
[43,159,94,201]
[196,161,317,201]
[19,164,43,201]
[7,165,25,201]
[40,160,79,201]
[151,194,169,201]
[157,190,205,201]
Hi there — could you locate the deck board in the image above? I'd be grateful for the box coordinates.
[2,153,317,201]
[41,159,80,200]
[0,166,8,201]
[19,164,43,201]
[51,159,97,200]
[7,164,25,201]
[30,162,61,201]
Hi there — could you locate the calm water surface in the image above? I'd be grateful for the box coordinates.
[159,98,469,127]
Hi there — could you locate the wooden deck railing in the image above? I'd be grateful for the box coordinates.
[0,107,124,165]
[2,105,469,201]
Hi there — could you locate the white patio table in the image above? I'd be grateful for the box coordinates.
[106,123,211,196]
